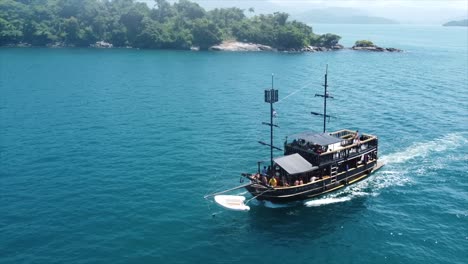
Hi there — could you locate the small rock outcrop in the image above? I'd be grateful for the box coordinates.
[352,46,402,52]
[91,41,113,48]
[46,42,67,48]
[210,41,275,51]
[281,44,344,53]
[331,44,345,50]
[6,42,31,47]
[352,40,402,52]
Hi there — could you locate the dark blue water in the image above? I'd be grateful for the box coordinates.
[1,25,467,264]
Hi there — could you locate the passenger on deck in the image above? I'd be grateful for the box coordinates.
[253,173,261,181]
[281,176,289,187]
[299,177,304,185]
[310,176,317,182]
[317,145,325,154]
[269,176,277,187]
[261,166,267,176]
[353,130,361,144]
[261,175,268,185]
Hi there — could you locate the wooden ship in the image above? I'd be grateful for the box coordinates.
[208,67,384,210]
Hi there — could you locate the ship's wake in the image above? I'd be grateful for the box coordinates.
[380,132,467,164]
[304,132,467,207]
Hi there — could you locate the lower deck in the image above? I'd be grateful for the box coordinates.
[246,160,384,203]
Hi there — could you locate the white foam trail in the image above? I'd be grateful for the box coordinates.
[304,197,351,207]
[303,133,467,208]
[381,133,467,164]
[253,133,467,209]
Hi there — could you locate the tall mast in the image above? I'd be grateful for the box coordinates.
[258,74,281,176]
[323,65,328,133]
[270,74,274,170]
[313,65,334,133]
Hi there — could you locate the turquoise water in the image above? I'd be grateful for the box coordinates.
[1,25,467,263]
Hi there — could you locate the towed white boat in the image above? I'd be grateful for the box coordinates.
[214,195,250,211]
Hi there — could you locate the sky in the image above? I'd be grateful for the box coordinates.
[142,0,468,24]
[270,0,468,23]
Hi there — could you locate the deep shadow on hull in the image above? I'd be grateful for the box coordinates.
[246,161,381,203]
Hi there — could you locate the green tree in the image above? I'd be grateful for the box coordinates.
[23,21,57,45]
[276,25,306,49]
[151,0,174,23]
[191,18,221,49]
[109,26,128,47]
[174,0,205,20]
[0,18,23,45]
[120,7,147,43]
[273,12,289,26]
[62,16,80,43]
[316,33,341,47]
[354,40,374,47]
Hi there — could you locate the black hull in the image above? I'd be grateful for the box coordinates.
[246,160,381,203]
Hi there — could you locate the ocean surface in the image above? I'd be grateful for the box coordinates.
[1,24,467,264]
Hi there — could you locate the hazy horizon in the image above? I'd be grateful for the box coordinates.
[141,0,468,24]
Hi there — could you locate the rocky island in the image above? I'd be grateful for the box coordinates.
[351,40,402,52]
[0,0,342,51]
[0,0,402,53]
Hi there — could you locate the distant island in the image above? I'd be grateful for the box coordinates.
[294,8,398,24]
[0,0,342,51]
[443,19,468,27]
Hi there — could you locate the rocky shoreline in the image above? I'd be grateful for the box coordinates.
[208,41,402,53]
[351,46,402,52]
[2,40,403,53]
[209,41,275,52]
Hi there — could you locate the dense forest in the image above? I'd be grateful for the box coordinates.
[0,0,341,50]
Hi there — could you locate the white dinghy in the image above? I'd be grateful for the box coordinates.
[214,195,250,211]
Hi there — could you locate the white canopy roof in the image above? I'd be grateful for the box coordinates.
[290,131,342,146]
[274,153,318,175]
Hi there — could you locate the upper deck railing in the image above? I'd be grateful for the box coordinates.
[284,129,378,166]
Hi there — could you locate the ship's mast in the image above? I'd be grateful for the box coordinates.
[312,65,334,133]
[270,75,274,169]
[258,74,282,176]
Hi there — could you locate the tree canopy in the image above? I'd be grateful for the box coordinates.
[0,0,342,50]
[354,40,375,47]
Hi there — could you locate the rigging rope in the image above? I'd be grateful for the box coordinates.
[245,188,274,205]
[275,79,318,137]
[276,80,315,105]
[204,123,265,198]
